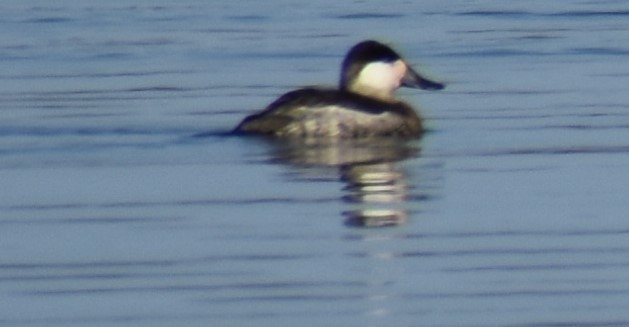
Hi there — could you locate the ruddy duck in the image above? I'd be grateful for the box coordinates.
[233,40,444,138]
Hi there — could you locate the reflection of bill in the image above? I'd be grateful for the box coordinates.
[264,138,419,228]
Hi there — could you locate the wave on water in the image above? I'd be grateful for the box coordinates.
[458,9,629,19]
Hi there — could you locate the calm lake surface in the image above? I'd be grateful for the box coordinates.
[3,1,629,326]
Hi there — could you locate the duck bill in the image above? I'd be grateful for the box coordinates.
[401,66,445,90]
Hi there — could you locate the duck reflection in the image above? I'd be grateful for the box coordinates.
[264,138,420,227]
[341,162,410,227]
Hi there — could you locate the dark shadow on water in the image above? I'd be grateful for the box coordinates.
[258,137,422,228]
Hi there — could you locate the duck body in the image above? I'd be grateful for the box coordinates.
[234,87,422,138]
[233,40,443,139]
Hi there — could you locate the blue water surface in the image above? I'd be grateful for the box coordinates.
[2,1,629,326]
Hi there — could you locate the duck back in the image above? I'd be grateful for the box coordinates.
[233,88,423,138]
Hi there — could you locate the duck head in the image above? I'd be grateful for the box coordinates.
[340,40,444,100]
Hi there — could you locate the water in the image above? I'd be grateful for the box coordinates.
[2,1,629,326]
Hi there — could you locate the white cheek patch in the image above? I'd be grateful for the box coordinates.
[355,60,405,91]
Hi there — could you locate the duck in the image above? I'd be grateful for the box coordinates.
[233,40,444,138]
